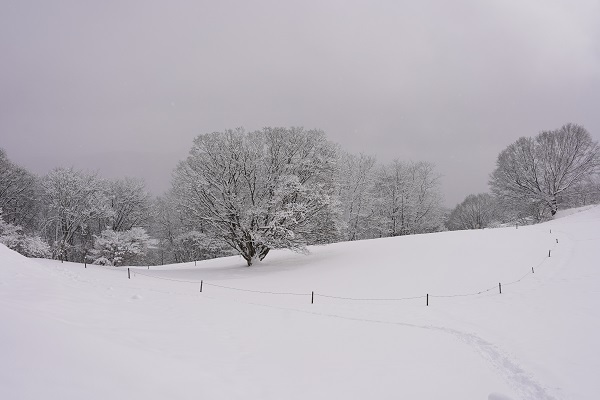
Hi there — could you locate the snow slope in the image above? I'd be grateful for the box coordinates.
[1,205,599,399]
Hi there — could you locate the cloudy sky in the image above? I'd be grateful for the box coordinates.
[1,0,599,206]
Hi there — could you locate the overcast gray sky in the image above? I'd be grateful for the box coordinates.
[1,0,599,206]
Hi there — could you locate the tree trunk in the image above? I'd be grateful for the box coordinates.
[241,241,270,266]
[549,196,558,216]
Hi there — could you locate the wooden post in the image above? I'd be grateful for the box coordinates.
[200,280,203,292]
[550,229,552,234]
[311,291,314,304]
[548,250,551,257]
[532,267,534,273]
[128,268,130,279]
[499,282,502,294]
[426,293,429,306]
[556,239,558,243]
[84,262,87,269]
[195,261,197,266]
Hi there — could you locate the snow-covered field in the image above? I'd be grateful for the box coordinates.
[1,205,599,400]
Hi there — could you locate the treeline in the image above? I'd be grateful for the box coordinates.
[1,123,599,265]
[0,151,154,264]
[0,128,445,266]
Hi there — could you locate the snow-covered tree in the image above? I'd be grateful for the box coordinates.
[90,227,153,266]
[446,193,498,230]
[372,161,443,236]
[490,123,600,218]
[337,152,377,241]
[0,148,39,231]
[173,127,340,266]
[14,234,52,258]
[40,168,113,261]
[147,193,231,264]
[0,209,50,258]
[0,210,21,249]
[105,177,152,232]
[173,231,229,262]
[149,194,182,263]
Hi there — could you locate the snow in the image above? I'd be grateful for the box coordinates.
[2,205,600,399]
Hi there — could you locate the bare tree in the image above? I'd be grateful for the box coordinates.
[558,173,600,207]
[446,193,498,230]
[490,123,600,217]
[173,127,340,266]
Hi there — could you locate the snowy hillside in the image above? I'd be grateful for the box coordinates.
[2,205,600,400]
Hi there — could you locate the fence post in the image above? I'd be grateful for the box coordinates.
[128,268,130,279]
[84,262,86,269]
[195,261,197,266]
[548,250,551,257]
[550,229,552,234]
[499,282,502,294]
[311,291,314,304]
[426,293,429,306]
[556,239,558,243]
[200,280,203,292]
[532,267,534,273]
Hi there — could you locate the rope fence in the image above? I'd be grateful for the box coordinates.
[93,229,562,307]
[203,282,307,297]
[312,293,426,302]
